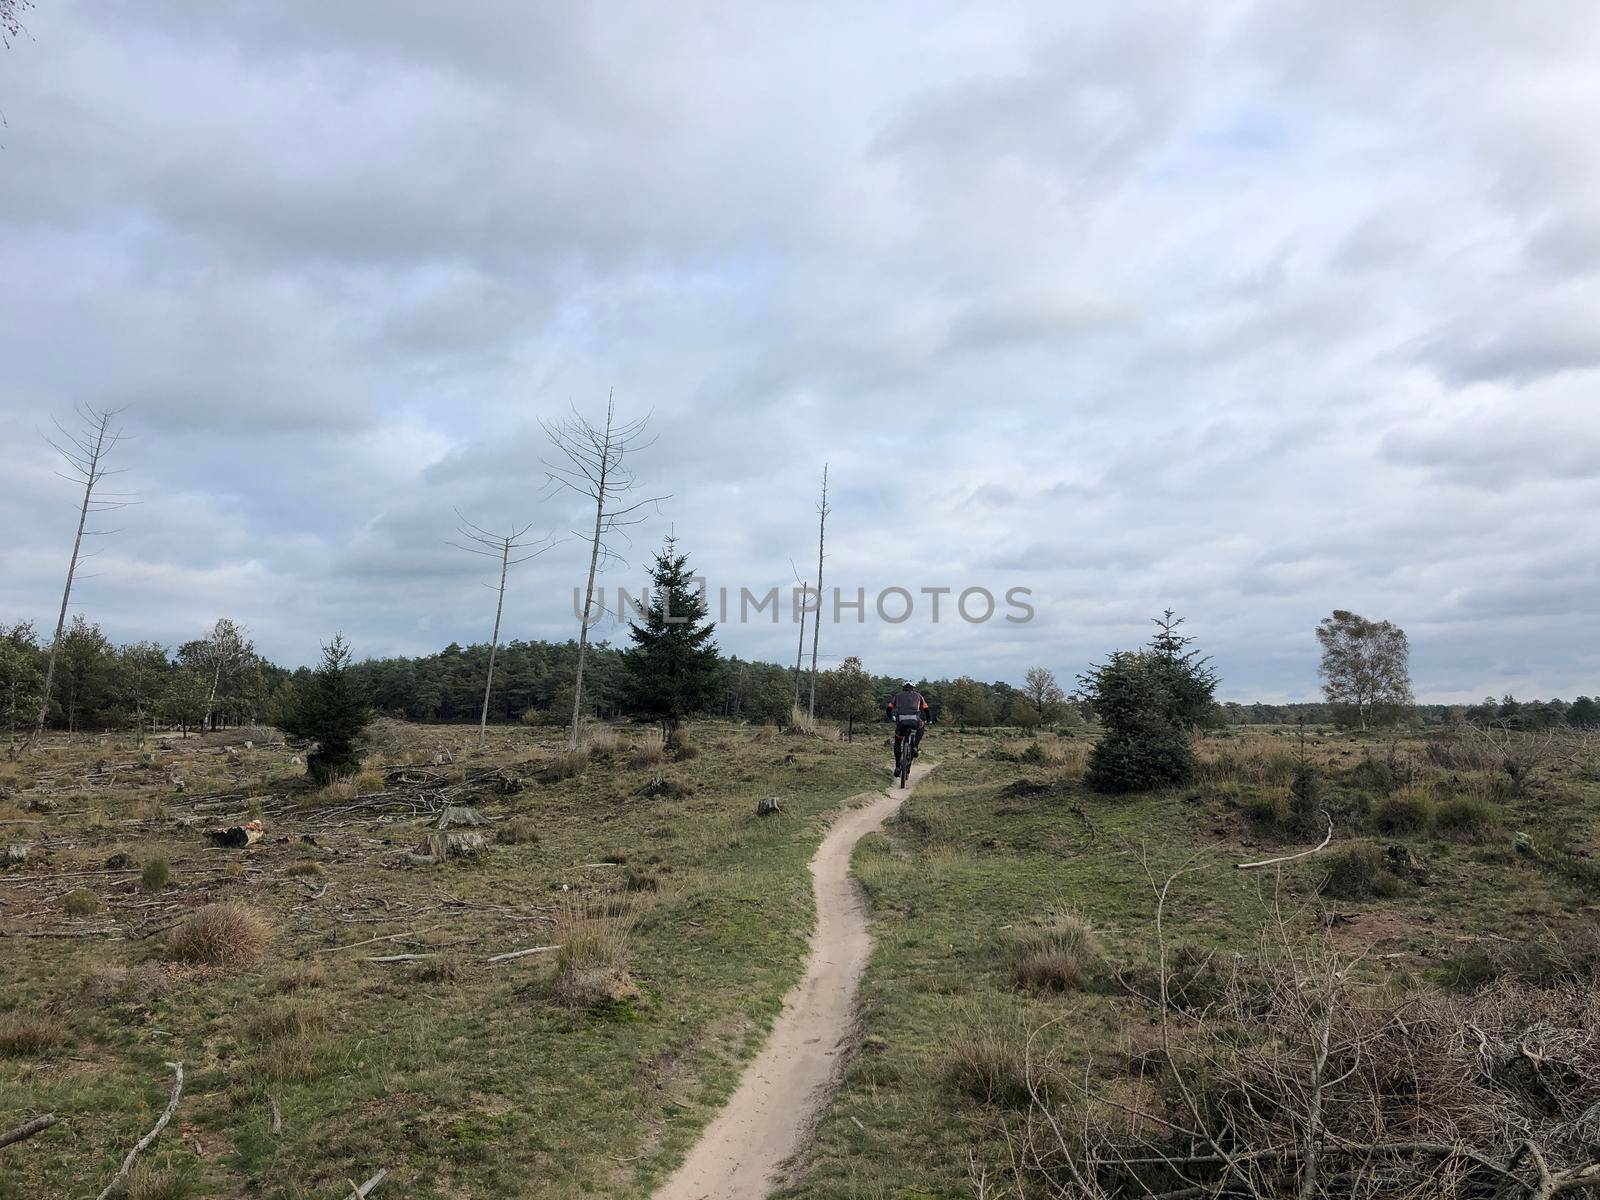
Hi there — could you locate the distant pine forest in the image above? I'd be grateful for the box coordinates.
[4,617,1593,736]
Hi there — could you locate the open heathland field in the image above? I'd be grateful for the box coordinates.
[3,720,1599,1199]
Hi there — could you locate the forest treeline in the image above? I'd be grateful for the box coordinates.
[4,614,1596,736]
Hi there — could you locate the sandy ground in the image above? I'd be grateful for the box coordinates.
[653,760,935,1200]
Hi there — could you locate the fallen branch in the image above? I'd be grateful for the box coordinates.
[486,944,561,964]
[1236,815,1333,870]
[0,1112,57,1149]
[95,1061,182,1200]
[367,953,437,963]
[311,925,441,955]
[349,1167,387,1197]
[0,927,122,939]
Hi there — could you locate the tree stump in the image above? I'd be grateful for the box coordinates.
[755,797,781,817]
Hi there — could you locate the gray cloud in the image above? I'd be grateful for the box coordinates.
[2,1,1599,703]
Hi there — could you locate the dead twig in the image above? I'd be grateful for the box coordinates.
[486,944,562,963]
[1236,814,1333,870]
[95,1061,182,1200]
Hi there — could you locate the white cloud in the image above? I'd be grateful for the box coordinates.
[1,0,1598,701]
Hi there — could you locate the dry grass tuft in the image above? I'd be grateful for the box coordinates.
[1008,912,1103,991]
[628,732,666,770]
[354,770,387,795]
[81,963,167,1007]
[941,1020,1054,1109]
[407,956,464,985]
[552,903,636,1008]
[268,960,327,994]
[495,816,540,846]
[313,778,358,802]
[167,901,272,966]
[283,859,323,877]
[546,748,587,780]
[0,1010,67,1057]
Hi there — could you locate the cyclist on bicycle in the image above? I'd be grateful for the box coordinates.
[886,682,930,774]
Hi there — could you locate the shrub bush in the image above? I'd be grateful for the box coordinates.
[167,902,272,966]
[1320,845,1405,899]
[1017,740,1055,766]
[62,888,100,916]
[1242,791,1287,825]
[1372,790,1433,836]
[1434,794,1503,841]
[141,857,172,893]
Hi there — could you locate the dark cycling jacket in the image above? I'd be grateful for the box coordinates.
[886,690,930,722]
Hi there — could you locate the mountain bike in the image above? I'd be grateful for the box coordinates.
[895,720,918,788]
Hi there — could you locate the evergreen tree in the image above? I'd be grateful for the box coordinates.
[623,539,721,736]
[280,634,371,783]
[1079,611,1219,794]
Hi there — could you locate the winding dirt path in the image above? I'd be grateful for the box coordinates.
[653,761,935,1200]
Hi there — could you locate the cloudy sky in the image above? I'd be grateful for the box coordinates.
[2,2,1598,702]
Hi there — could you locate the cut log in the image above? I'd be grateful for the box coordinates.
[756,796,781,816]
[207,819,265,848]
[0,1113,57,1149]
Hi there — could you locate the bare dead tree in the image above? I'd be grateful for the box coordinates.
[807,463,830,720]
[792,579,809,716]
[542,394,668,748]
[28,405,135,749]
[447,510,559,748]
[2,0,32,50]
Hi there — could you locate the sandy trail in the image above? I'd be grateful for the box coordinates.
[652,761,935,1200]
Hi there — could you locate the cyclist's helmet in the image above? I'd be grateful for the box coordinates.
[901,681,915,689]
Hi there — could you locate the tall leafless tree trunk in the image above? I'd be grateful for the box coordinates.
[28,406,133,749]
[543,393,667,749]
[807,464,830,719]
[448,512,557,748]
[792,578,808,714]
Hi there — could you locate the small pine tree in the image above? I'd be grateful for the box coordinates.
[623,538,721,736]
[1079,611,1219,794]
[280,634,370,784]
